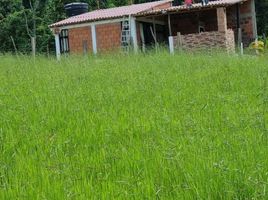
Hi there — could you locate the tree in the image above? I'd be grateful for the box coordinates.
[22,0,48,56]
[255,0,268,35]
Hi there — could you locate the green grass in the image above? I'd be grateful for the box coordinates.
[0,52,267,199]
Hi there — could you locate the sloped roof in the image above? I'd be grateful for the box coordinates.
[50,0,172,28]
[136,0,247,16]
[50,0,248,28]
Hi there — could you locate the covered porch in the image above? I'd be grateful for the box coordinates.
[135,3,240,52]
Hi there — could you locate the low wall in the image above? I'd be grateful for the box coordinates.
[225,30,235,53]
[170,30,235,53]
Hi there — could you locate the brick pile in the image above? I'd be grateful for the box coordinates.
[173,30,235,53]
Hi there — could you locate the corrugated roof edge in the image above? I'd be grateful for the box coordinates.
[49,0,172,28]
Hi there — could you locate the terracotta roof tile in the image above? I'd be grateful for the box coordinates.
[50,0,248,28]
[50,0,172,28]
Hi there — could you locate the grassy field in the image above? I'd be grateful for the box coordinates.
[0,52,267,199]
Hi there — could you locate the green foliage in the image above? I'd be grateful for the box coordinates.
[22,0,48,10]
[249,36,268,55]
[255,0,268,35]
[250,40,265,51]
[0,53,267,199]
[0,11,31,52]
[0,0,22,19]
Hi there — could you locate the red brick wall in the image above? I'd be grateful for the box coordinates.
[69,27,92,54]
[227,5,238,38]
[96,22,121,53]
[240,0,252,14]
[239,0,255,45]
[68,23,121,54]
[226,0,256,46]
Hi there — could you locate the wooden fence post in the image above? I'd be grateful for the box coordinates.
[177,32,182,52]
[31,36,36,58]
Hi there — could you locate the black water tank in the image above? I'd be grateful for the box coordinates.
[64,3,89,17]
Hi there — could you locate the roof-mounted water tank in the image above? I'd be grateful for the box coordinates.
[64,3,89,17]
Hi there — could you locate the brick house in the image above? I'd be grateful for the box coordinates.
[49,0,257,59]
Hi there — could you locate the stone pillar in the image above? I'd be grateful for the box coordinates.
[217,7,227,32]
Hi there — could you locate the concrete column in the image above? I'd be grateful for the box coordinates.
[168,14,172,36]
[251,0,258,39]
[130,17,138,53]
[168,36,174,54]
[91,24,97,54]
[54,34,61,60]
[217,7,227,32]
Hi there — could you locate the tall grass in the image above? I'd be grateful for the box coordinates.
[0,52,267,199]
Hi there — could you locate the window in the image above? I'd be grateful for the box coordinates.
[59,29,69,53]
